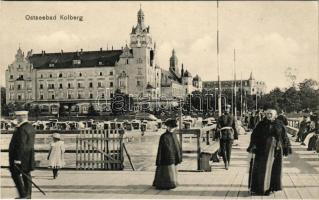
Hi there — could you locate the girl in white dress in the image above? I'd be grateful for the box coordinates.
[47,133,65,179]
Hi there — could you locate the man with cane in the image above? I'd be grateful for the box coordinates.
[9,110,36,199]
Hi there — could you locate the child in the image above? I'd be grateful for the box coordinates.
[47,133,65,179]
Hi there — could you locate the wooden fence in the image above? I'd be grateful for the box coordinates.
[76,129,124,170]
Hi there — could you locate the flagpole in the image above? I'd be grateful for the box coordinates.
[240,72,243,117]
[234,49,237,120]
[217,0,222,117]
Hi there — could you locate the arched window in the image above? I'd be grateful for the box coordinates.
[59,73,63,78]
[79,73,82,77]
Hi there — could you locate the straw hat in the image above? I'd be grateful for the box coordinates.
[52,133,61,139]
[15,111,28,116]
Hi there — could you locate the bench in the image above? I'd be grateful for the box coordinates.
[199,141,220,172]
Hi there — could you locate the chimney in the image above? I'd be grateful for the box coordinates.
[100,47,102,51]
[42,50,44,56]
[121,46,123,50]
[112,46,113,50]
[80,48,83,53]
[61,49,63,54]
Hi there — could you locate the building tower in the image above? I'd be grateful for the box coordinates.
[169,49,180,78]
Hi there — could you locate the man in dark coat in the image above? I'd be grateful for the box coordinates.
[216,105,238,170]
[296,116,309,142]
[277,111,288,126]
[9,111,36,199]
[247,109,292,195]
[153,118,182,190]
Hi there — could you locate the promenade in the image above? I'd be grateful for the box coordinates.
[1,133,319,199]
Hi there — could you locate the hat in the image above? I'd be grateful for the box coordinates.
[52,133,61,139]
[164,118,178,128]
[15,111,28,115]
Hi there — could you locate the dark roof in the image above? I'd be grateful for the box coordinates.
[28,50,123,69]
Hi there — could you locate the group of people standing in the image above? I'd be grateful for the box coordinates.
[9,108,293,198]
[153,107,292,197]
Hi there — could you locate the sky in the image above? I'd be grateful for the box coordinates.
[0,1,318,92]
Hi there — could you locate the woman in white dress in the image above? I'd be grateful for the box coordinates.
[47,133,65,179]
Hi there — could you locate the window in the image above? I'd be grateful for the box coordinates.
[98,82,102,87]
[17,85,21,90]
[110,82,113,87]
[90,93,93,99]
[10,75,13,79]
[110,93,114,98]
[78,83,81,88]
[101,93,105,99]
[59,84,63,89]
[89,82,93,88]
[40,74,43,78]
[40,95,44,100]
[59,73,63,78]
[73,59,81,65]
[109,71,113,76]
[49,74,52,78]
[68,94,71,99]
[126,59,129,64]
[78,94,81,99]
[52,95,55,100]
[68,83,71,88]
[18,95,21,100]
[99,72,103,76]
[79,73,82,77]
[137,81,141,86]
[49,63,54,67]
[40,84,43,89]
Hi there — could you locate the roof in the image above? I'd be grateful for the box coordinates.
[28,50,123,69]
[193,74,201,81]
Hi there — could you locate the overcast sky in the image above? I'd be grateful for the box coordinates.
[0,1,318,92]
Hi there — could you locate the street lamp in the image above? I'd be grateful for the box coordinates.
[221,95,227,111]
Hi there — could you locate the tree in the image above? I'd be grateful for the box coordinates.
[298,79,319,111]
[1,87,6,115]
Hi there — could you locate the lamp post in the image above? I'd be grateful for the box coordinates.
[214,88,218,112]
[221,95,227,111]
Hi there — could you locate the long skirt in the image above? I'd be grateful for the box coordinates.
[249,137,280,194]
[153,164,178,190]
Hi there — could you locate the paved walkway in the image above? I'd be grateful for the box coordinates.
[1,134,319,199]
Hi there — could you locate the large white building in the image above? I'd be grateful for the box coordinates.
[5,8,202,114]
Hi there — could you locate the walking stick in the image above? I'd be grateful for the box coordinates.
[14,164,46,196]
[248,152,255,194]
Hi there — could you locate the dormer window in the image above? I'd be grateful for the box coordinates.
[98,61,103,65]
[49,63,54,67]
[73,59,81,65]
[99,72,103,76]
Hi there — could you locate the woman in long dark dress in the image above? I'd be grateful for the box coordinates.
[153,118,182,190]
[247,109,292,195]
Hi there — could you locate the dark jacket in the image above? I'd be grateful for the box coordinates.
[156,130,182,166]
[247,119,291,156]
[277,114,288,126]
[217,113,238,140]
[9,122,36,172]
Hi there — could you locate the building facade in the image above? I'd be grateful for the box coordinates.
[202,72,266,96]
[5,8,201,114]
